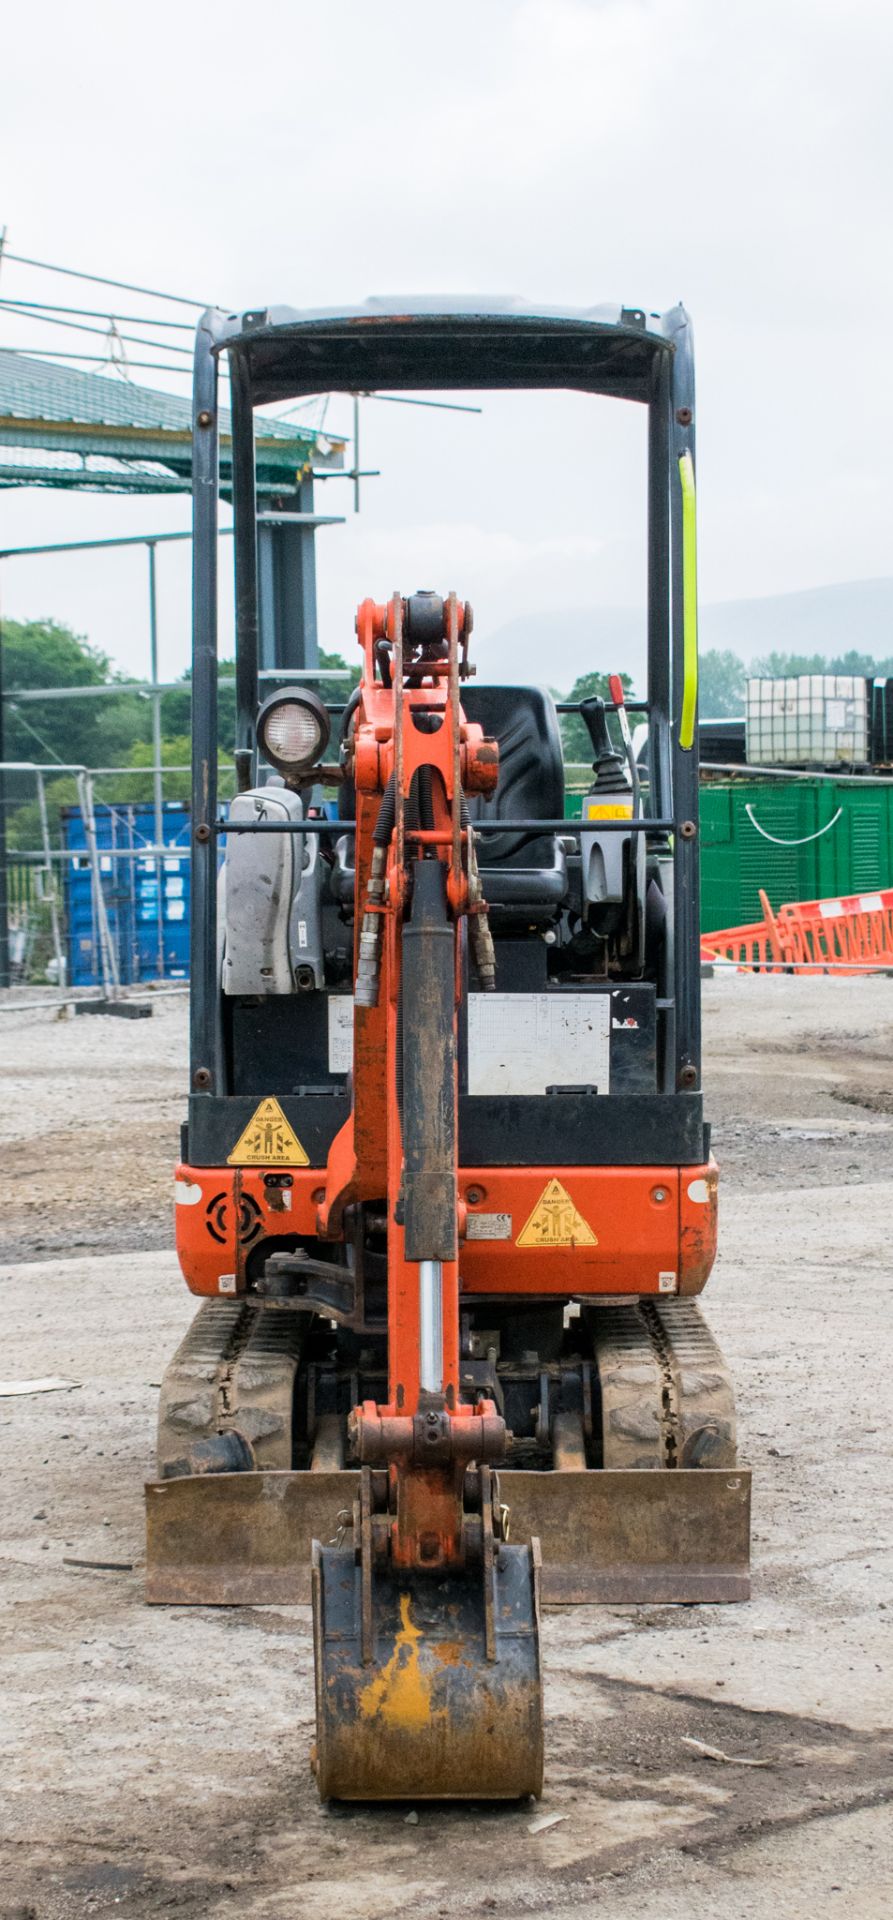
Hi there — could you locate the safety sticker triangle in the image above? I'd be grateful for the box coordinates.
[516,1177,598,1249]
[227,1097,310,1167]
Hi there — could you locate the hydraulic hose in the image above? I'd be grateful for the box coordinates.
[355,777,396,1008]
[461,795,496,990]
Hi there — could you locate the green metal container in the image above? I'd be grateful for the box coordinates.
[699,778,893,932]
[563,775,893,933]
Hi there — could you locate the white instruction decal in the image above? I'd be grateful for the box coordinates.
[467,994,610,1097]
[466,1213,512,1241]
[327,996,355,1074]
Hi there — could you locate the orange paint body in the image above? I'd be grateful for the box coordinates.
[318,595,489,1418]
[460,1162,717,1296]
[174,1163,321,1296]
[178,590,718,1579]
[174,1158,718,1301]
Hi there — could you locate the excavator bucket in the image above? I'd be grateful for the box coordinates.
[311,1539,544,1801]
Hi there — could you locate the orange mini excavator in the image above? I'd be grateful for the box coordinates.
[146,299,750,1801]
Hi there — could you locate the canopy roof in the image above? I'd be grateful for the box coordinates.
[210,296,687,407]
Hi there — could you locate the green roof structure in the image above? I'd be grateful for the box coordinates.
[0,352,344,495]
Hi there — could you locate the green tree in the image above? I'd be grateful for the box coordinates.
[3,619,359,781]
[124,735,198,806]
[5,773,80,854]
[557,669,634,765]
[698,648,747,717]
[749,650,828,680]
[0,617,144,769]
[825,649,885,676]
[751,647,893,679]
[1,615,110,690]
[2,622,360,862]
[159,658,236,751]
[316,647,361,709]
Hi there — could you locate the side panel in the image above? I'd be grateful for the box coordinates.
[174,1164,322,1295]
[459,1165,713,1295]
[678,1157,719,1295]
[174,1160,718,1299]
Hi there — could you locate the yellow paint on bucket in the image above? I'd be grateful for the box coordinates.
[358,1592,439,1730]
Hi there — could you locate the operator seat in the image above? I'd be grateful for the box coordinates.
[331,685,567,916]
[461,684,567,915]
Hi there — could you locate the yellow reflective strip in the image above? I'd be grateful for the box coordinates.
[678,450,698,751]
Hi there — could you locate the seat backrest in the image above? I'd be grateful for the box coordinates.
[461,685,564,864]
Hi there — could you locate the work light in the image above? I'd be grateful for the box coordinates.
[256,688,330,779]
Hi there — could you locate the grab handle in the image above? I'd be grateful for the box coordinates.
[678,451,698,751]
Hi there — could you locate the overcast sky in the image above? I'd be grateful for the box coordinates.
[1,0,890,690]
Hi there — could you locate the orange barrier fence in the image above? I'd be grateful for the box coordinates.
[701,886,893,974]
[772,887,893,973]
[699,918,780,971]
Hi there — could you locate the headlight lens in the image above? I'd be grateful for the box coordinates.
[265,701,323,765]
[257,689,330,776]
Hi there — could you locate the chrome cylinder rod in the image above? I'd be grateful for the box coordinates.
[419,1259,443,1394]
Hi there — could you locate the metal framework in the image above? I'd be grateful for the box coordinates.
[0,353,348,985]
[0,350,344,495]
[189,297,702,1107]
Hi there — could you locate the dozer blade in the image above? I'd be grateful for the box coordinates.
[145,1465,750,1606]
[311,1539,544,1801]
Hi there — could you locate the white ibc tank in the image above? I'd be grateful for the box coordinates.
[745,674,869,768]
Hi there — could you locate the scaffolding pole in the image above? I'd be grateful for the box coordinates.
[35,769,65,984]
[147,540,165,978]
[76,770,120,1001]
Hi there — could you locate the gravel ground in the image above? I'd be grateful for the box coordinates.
[1,975,892,1919]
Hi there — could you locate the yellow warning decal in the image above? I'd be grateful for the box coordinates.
[585,801,632,820]
[516,1177,598,1249]
[227,1097,309,1167]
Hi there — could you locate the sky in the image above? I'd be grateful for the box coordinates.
[0,0,891,693]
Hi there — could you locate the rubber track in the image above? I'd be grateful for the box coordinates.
[586,1300,738,1471]
[156,1299,308,1473]
[157,1297,736,1478]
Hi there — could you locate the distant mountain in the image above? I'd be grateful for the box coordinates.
[476,605,647,691]
[701,577,893,663]
[478,578,893,695]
